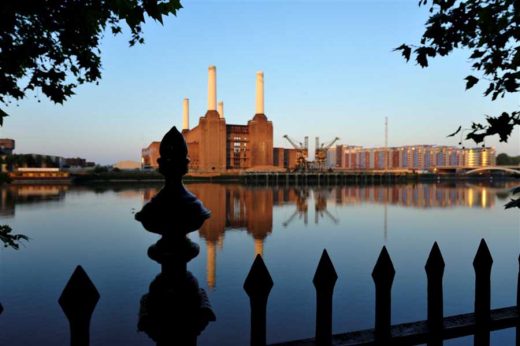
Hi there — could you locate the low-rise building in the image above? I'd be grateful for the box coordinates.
[114,160,141,170]
[329,145,496,171]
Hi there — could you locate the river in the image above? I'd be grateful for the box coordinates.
[0,182,518,345]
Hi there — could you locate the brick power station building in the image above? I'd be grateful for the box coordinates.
[142,66,278,172]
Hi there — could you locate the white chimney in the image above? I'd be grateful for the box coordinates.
[256,71,264,114]
[208,65,217,111]
[218,101,224,118]
[182,98,189,130]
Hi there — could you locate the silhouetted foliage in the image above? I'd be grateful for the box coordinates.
[0,172,11,184]
[0,0,183,124]
[93,165,109,173]
[396,0,520,144]
[0,225,28,249]
[496,153,520,165]
[504,185,520,209]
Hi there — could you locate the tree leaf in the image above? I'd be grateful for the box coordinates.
[447,125,462,137]
[465,75,479,90]
[394,44,412,62]
[0,109,8,126]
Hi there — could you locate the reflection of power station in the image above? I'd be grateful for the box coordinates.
[282,188,338,226]
[314,189,339,224]
[282,188,309,226]
[138,182,504,290]
[187,184,273,290]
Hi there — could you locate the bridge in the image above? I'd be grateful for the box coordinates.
[463,166,520,175]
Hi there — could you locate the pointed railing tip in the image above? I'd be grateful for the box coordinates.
[59,265,100,319]
[473,239,493,269]
[313,249,338,288]
[425,242,445,273]
[372,246,395,281]
[244,254,273,296]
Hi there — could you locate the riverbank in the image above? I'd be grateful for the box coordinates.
[67,170,519,186]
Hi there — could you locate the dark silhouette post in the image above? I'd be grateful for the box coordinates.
[313,249,338,346]
[425,242,445,346]
[59,266,100,346]
[372,246,395,344]
[135,126,215,346]
[517,255,519,346]
[244,255,273,346]
[473,239,493,346]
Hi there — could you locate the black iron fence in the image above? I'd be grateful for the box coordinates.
[245,239,519,346]
[3,239,517,346]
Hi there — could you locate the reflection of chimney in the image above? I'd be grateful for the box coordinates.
[208,66,217,111]
[256,71,264,114]
[218,101,224,118]
[207,240,216,289]
[182,98,189,130]
[254,238,264,257]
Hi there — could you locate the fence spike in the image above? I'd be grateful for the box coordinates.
[372,246,395,343]
[313,249,338,290]
[425,242,445,346]
[59,265,99,346]
[244,255,273,346]
[0,303,3,315]
[516,255,519,346]
[473,239,493,346]
[313,249,338,346]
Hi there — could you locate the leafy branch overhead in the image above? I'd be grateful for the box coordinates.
[395,0,520,144]
[0,225,28,250]
[0,0,182,124]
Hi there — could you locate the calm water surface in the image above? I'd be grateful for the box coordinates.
[0,182,518,345]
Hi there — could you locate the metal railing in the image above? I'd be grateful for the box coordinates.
[2,239,517,346]
[244,239,519,346]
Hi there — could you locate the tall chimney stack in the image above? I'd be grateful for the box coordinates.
[256,71,264,114]
[208,65,217,111]
[218,101,224,118]
[182,98,189,130]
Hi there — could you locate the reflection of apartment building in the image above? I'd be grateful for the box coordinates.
[0,185,68,216]
[142,66,274,172]
[332,184,495,209]
[330,145,495,170]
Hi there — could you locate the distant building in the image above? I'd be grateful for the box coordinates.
[330,145,496,171]
[63,157,93,168]
[272,147,299,170]
[142,66,274,172]
[141,142,160,169]
[114,160,141,170]
[9,167,69,181]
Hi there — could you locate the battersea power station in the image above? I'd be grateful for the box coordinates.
[142,66,279,172]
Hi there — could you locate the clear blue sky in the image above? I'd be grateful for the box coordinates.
[2,0,519,164]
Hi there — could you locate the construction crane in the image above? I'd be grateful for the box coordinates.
[314,137,340,171]
[283,135,309,172]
